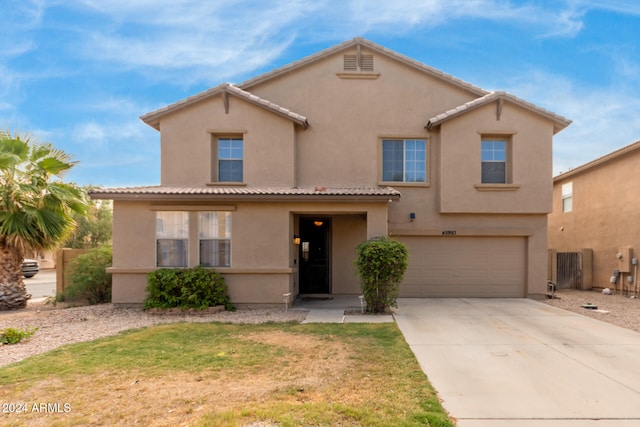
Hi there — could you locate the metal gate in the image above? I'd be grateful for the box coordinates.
[556,252,582,289]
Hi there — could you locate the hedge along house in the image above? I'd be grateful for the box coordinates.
[90,38,571,305]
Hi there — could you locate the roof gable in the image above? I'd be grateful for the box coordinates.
[426,91,572,134]
[554,139,640,181]
[140,37,493,129]
[239,37,488,97]
[141,83,309,130]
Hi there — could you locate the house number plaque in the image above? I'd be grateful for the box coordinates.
[441,230,457,236]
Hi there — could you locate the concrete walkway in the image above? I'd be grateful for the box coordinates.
[292,295,394,324]
[393,298,640,427]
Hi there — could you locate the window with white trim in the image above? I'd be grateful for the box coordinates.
[199,212,231,267]
[212,136,243,182]
[381,139,427,183]
[562,182,573,213]
[156,212,188,267]
[481,138,511,184]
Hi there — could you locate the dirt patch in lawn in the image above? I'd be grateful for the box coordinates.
[4,331,356,426]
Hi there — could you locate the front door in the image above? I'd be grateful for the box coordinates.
[299,218,331,294]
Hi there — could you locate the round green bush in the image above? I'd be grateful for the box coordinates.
[354,237,408,313]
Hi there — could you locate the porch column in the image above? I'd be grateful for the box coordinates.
[366,204,390,239]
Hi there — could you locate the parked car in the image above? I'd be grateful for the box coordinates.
[22,259,40,278]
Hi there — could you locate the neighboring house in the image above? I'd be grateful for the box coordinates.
[90,38,570,305]
[548,140,640,292]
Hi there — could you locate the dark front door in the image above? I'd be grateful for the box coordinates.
[299,218,331,294]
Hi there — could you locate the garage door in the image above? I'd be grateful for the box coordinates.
[398,236,526,297]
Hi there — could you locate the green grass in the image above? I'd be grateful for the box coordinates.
[0,322,454,427]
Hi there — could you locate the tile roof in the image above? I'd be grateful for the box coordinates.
[426,91,572,134]
[223,84,309,128]
[140,37,491,129]
[89,186,401,201]
[554,139,640,181]
[140,84,309,130]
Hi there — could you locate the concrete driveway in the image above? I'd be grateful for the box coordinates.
[394,298,640,427]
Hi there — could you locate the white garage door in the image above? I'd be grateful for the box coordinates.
[398,236,526,297]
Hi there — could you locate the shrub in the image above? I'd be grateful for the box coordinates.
[354,237,408,313]
[1,327,38,344]
[145,266,235,311]
[62,246,112,304]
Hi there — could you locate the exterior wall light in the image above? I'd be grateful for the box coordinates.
[293,235,301,245]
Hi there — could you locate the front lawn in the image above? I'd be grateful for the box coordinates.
[0,322,454,426]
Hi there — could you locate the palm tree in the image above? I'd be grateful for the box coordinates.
[0,130,87,310]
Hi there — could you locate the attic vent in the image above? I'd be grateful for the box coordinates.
[359,54,373,71]
[344,54,357,71]
[343,54,374,71]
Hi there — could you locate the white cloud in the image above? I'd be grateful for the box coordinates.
[0,1,45,59]
[59,0,599,85]
[67,0,314,83]
[499,69,640,175]
[581,0,640,15]
[73,121,107,146]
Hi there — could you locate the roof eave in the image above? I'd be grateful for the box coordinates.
[89,192,400,203]
[426,92,572,133]
[140,84,309,130]
[554,140,640,181]
[140,84,227,130]
[239,37,488,97]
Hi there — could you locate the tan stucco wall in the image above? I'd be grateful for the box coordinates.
[549,150,640,289]
[439,104,554,214]
[332,214,367,294]
[109,200,386,304]
[107,42,564,304]
[160,99,296,187]
[243,48,475,188]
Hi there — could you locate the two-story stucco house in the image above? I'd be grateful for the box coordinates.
[549,140,640,292]
[90,38,571,305]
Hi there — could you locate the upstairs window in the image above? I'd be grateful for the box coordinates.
[382,139,427,183]
[199,212,231,267]
[562,182,573,213]
[156,212,188,267]
[481,138,510,184]
[212,136,243,182]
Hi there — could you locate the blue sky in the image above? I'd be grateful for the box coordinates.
[1,0,639,186]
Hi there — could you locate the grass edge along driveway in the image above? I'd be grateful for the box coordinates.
[0,322,454,427]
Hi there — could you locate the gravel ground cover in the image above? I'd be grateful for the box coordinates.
[544,288,640,333]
